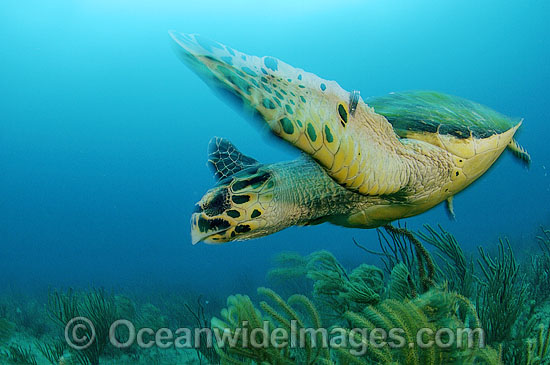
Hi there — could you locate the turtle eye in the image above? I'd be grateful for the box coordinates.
[203,188,230,216]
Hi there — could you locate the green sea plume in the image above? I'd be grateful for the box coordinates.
[210,286,500,365]
[3,344,38,365]
[387,263,416,301]
[47,288,118,365]
[529,226,550,304]
[476,238,528,344]
[211,287,331,364]
[307,250,383,318]
[266,251,311,295]
[416,224,476,298]
[335,289,499,365]
[0,317,15,342]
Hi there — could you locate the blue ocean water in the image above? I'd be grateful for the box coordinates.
[1,0,549,300]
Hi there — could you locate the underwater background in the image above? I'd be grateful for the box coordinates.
[1,0,550,364]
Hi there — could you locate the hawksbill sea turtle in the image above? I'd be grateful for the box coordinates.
[169,32,531,244]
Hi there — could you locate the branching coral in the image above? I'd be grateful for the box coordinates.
[211,293,273,364]
[184,296,220,365]
[387,263,416,301]
[382,224,436,291]
[416,224,476,298]
[47,288,118,365]
[527,325,550,364]
[35,339,67,365]
[340,264,384,306]
[211,287,331,364]
[259,287,331,364]
[307,251,382,319]
[356,224,436,294]
[266,251,311,296]
[528,226,550,303]
[3,345,38,365]
[336,290,500,365]
[476,238,529,364]
[0,317,15,342]
[306,250,353,318]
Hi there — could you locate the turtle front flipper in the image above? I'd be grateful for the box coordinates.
[208,137,260,180]
[171,32,410,197]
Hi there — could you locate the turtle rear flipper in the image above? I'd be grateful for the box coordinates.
[507,138,531,168]
[445,196,456,220]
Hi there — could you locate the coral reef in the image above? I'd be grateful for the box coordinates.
[35,338,67,365]
[416,224,476,298]
[2,344,38,365]
[184,296,220,364]
[528,227,550,304]
[266,252,311,296]
[1,223,550,364]
[0,317,15,342]
[47,288,118,365]
[476,238,528,344]
[336,290,499,364]
[211,287,330,364]
[307,250,383,319]
[210,223,550,365]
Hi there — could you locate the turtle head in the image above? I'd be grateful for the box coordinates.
[191,166,278,244]
[190,138,284,244]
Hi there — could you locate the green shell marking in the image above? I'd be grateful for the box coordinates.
[367,91,520,139]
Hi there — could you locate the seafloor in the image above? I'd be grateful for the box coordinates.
[1,224,550,365]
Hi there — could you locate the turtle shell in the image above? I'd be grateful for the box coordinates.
[367,90,523,200]
[367,90,521,153]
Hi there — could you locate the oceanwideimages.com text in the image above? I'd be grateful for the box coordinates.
[65,317,486,356]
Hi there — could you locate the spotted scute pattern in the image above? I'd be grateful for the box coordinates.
[171,32,409,196]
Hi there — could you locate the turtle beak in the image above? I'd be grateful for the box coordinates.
[190,211,231,245]
[190,217,207,245]
[190,211,205,245]
[191,227,218,245]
